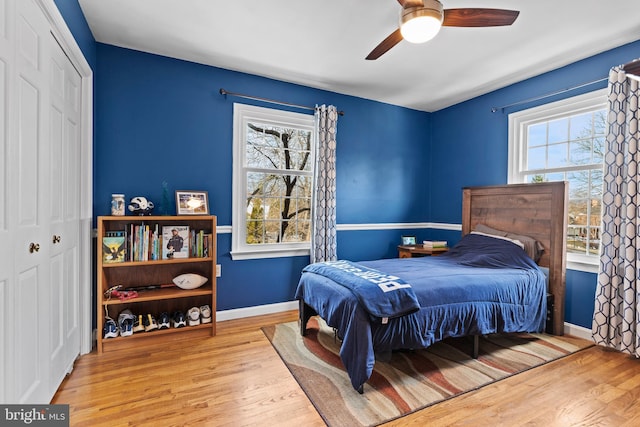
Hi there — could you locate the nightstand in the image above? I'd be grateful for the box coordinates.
[398,245,449,258]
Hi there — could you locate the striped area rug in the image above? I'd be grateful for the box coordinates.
[262,317,593,427]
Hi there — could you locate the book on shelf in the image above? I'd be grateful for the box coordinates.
[102,236,126,263]
[104,221,212,262]
[202,233,212,258]
[162,225,190,259]
[422,240,448,248]
[189,229,213,258]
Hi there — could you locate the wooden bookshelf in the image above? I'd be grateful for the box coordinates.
[96,215,217,353]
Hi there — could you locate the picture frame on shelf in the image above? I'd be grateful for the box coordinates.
[401,235,416,245]
[176,190,209,215]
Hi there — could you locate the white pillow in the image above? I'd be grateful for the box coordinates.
[470,231,525,249]
[173,273,208,290]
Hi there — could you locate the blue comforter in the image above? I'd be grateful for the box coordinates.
[295,233,547,391]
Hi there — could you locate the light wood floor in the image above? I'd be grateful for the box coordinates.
[53,310,640,427]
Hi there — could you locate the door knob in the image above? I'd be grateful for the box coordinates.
[53,235,61,244]
[29,242,40,253]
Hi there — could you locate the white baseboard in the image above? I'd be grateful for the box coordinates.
[564,322,592,340]
[216,300,298,322]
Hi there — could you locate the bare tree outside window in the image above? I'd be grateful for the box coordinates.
[244,122,313,245]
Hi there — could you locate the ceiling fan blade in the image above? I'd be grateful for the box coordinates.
[443,9,519,27]
[366,29,403,60]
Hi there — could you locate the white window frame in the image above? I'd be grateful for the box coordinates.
[508,89,607,273]
[231,103,316,260]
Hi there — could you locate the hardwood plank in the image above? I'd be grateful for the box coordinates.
[53,311,640,426]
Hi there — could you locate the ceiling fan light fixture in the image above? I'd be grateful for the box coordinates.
[400,1,444,44]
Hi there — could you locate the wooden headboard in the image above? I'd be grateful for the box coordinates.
[461,182,568,335]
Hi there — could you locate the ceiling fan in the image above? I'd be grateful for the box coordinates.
[366,0,520,60]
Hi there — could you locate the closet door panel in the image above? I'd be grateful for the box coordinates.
[0,0,11,405]
[13,0,51,403]
[48,33,81,392]
[15,266,43,403]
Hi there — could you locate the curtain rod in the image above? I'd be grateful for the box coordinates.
[622,59,640,76]
[490,77,608,113]
[219,88,344,116]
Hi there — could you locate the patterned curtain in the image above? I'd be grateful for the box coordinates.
[311,105,338,263]
[592,64,640,356]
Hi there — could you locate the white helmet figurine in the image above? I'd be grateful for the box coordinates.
[128,196,154,215]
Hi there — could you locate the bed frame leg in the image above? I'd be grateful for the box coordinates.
[299,299,317,336]
[472,335,479,359]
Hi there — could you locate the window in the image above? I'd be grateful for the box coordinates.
[231,103,315,260]
[508,89,607,271]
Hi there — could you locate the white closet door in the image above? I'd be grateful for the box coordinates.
[48,33,81,394]
[0,0,13,405]
[1,0,88,404]
[12,0,51,403]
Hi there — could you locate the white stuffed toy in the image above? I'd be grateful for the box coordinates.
[128,196,154,215]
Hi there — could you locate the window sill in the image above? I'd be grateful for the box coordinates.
[567,254,599,274]
[231,248,310,260]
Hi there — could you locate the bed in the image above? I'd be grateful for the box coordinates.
[295,182,568,393]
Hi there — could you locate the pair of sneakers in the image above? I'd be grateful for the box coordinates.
[187,305,211,326]
[103,310,136,339]
[131,313,158,333]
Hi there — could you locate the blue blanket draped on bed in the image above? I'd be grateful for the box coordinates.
[302,260,420,322]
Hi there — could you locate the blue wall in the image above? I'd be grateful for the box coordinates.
[430,40,640,328]
[55,0,639,326]
[93,44,432,310]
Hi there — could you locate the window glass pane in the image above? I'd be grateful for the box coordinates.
[569,139,592,165]
[594,110,607,135]
[263,220,281,243]
[245,172,311,245]
[527,146,546,170]
[547,142,568,168]
[590,169,603,199]
[528,123,547,147]
[588,200,601,255]
[569,113,592,140]
[246,172,262,198]
[545,172,565,182]
[247,172,282,198]
[548,118,568,143]
[246,220,263,244]
[263,197,282,220]
[282,218,311,242]
[567,225,581,253]
[246,123,312,171]
[567,171,590,199]
[567,199,588,254]
[593,137,604,163]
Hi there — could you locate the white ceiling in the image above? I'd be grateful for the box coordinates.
[78,0,640,112]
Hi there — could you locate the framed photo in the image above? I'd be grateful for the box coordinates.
[176,190,209,215]
[401,235,416,245]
